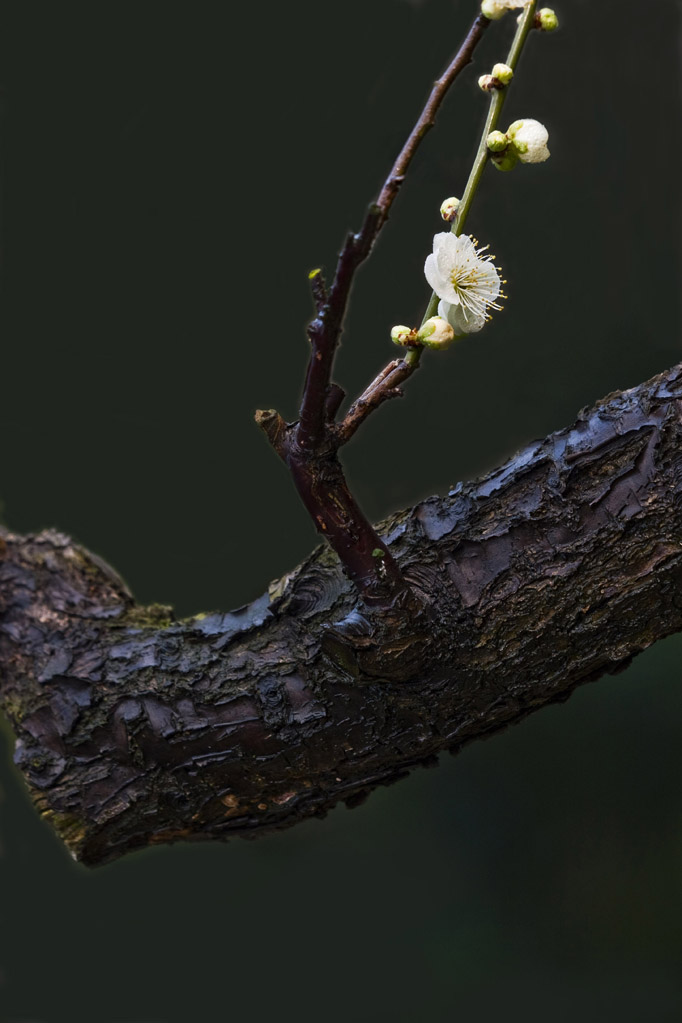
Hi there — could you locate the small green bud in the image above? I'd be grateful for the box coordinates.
[491,62,514,85]
[491,149,519,172]
[537,7,559,31]
[486,130,509,153]
[371,548,385,559]
[481,0,506,19]
[391,324,417,347]
[417,316,456,351]
[440,196,460,222]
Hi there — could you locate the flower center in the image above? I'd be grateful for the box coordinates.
[443,239,506,322]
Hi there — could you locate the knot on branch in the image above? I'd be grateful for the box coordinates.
[321,588,434,684]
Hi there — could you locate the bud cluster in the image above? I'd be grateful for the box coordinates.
[391,316,457,352]
[481,0,558,26]
[485,118,550,171]
[478,63,514,92]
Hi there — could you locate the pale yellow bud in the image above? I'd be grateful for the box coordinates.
[478,74,498,92]
[537,7,559,31]
[417,316,456,351]
[481,0,506,19]
[491,63,514,85]
[391,325,416,347]
[486,130,508,153]
[440,197,460,223]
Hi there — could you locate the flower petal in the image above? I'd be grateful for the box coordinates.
[438,299,485,335]
[424,253,443,294]
[425,231,502,323]
[511,119,550,163]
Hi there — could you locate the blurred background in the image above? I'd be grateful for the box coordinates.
[1,1,680,1020]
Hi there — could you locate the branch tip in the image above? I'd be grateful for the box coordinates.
[254,408,288,454]
[308,267,328,312]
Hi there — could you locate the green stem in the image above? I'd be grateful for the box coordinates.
[407,0,537,367]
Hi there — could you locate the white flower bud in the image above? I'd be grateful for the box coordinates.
[537,7,559,31]
[417,316,456,351]
[481,0,530,18]
[491,63,514,85]
[440,196,460,222]
[391,325,416,347]
[507,118,550,163]
[481,0,506,18]
[486,130,509,153]
[478,74,499,92]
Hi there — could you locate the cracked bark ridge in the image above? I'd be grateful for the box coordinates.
[1,364,681,866]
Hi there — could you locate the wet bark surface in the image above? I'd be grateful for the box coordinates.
[1,364,681,866]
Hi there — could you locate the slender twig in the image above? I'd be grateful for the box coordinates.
[375,13,490,224]
[338,0,538,435]
[336,360,415,446]
[308,267,328,315]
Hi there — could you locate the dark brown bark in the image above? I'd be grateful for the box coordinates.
[2,364,682,866]
[255,409,411,607]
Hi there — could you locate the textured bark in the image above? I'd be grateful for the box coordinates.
[1,364,681,866]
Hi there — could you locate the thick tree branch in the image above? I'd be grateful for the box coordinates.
[2,364,682,866]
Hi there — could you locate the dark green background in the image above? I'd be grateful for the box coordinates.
[1,1,680,1021]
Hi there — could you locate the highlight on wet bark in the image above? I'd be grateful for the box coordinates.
[256,0,558,609]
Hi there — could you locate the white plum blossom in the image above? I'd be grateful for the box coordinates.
[424,232,503,336]
[508,119,550,163]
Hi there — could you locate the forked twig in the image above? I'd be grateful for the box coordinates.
[258,12,491,608]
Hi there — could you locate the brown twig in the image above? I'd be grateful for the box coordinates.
[336,358,419,446]
[375,14,490,222]
[307,267,328,315]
